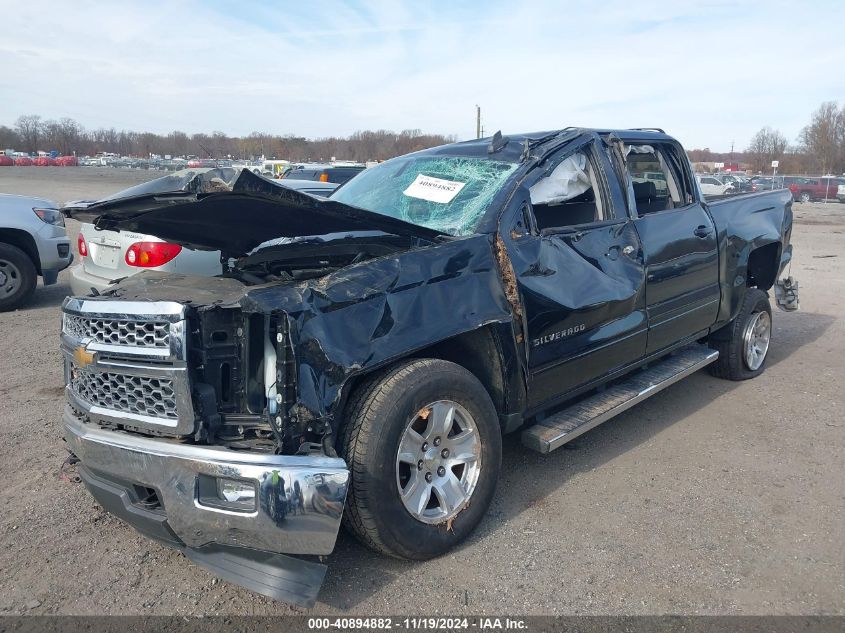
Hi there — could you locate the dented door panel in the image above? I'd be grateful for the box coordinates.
[508,220,647,409]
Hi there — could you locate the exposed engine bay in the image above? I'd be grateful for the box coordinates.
[228,233,422,285]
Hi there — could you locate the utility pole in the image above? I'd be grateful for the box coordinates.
[476,105,481,139]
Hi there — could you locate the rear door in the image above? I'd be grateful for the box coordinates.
[624,141,720,353]
[507,137,647,410]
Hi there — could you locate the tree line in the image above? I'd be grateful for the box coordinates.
[3,100,844,172]
[687,101,845,175]
[0,116,457,162]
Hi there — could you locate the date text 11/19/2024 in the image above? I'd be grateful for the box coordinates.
[307,617,528,630]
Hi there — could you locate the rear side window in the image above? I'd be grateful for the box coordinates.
[626,143,694,215]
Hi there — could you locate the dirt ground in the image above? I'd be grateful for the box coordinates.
[0,167,842,616]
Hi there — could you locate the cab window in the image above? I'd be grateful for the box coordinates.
[626,143,695,215]
[529,145,608,230]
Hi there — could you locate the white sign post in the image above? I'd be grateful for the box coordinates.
[772,160,779,188]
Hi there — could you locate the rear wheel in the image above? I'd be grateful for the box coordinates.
[708,288,772,380]
[340,359,502,560]
[0,243,37,312]
[799,191,811,203]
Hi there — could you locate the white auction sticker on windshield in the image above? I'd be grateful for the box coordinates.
[403,174,467,204]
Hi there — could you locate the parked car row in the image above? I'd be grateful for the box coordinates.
[746,175,845,201]
[718,173,752,192]
[80,156,190,170]
[695,173,758,196]
[697,172,845,202]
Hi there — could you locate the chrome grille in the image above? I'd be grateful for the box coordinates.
[70,364,178,421]
[61,298,194,435]
[64,314,170,349]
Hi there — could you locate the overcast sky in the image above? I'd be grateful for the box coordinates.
[2,0,843,152]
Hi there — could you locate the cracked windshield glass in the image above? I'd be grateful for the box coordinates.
[331,155,518,236]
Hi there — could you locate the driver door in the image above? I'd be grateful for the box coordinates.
[504,138,647,411]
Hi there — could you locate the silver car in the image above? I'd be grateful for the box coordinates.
[0,194,73,310]
[69,178,337,295]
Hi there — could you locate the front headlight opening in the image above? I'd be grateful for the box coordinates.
[33,208,65,227]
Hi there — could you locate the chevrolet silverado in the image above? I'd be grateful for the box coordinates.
[61,128,798,607]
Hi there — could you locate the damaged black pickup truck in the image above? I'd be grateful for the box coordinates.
[61,128,798,607]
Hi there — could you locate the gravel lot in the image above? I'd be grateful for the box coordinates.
[0,167,842,616]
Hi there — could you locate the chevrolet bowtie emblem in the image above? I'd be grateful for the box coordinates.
[73,346,95,368]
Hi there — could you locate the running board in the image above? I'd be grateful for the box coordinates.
[522,345,719,454]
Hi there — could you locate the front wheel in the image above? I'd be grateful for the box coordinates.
[799,191,811,203]
[340,359,502,560]
[708,288,772,380]
[0,243,37,312]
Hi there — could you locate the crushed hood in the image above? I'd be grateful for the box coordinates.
[62,168,442,255]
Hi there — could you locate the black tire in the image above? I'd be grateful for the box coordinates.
[340,358,502,560]
[0,243,37,312]
[799,191,811,203]
[708,288,772,380]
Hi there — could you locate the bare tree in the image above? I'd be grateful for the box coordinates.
[49,117,84,155]
[800,101,844,174]
[0,125,19,149]
[14,115,42,153]
[687,148,714,163]
[746,127,788,173]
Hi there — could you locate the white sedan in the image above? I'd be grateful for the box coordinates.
[69,179,337,295]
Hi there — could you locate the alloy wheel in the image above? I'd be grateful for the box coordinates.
[395,400,482,524]
[742,310,771,371]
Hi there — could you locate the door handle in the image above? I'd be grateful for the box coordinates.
[694,225,713,238]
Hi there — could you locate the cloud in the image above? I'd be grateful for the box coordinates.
[0,0,843,151]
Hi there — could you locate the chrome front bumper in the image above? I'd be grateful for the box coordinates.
[64,408,350,556]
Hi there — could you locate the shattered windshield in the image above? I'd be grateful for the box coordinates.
[330,155,518,236]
